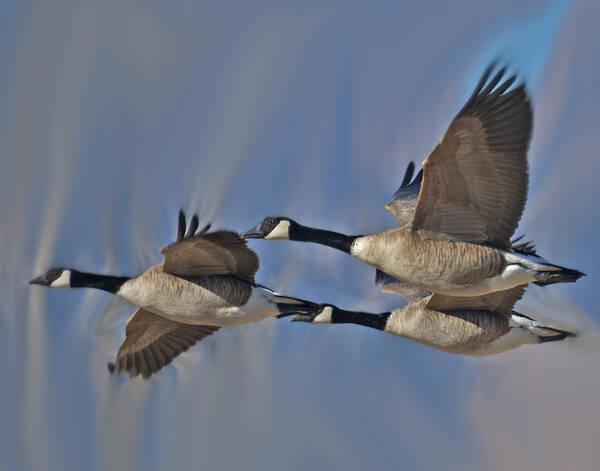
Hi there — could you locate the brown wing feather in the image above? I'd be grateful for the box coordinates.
[426,286,525,317]
[375,269,430,302]
[385,162,423,227]
[410,66,533,250]
[110,308,220,379]
[160,211,259,283]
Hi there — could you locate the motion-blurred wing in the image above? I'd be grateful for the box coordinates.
[410,65,532,250]
[110,308,220,378]
[161,211,259,283]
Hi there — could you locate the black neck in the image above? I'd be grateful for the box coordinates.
[70,270,130,294]
[290,224,361,254]
[331,309,390,331]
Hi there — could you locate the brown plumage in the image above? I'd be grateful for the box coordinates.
[409,65,532,249]
[425,286,525,317]
[354,226,507,293]
[388,297,511,354]
[109,308,220,378]
[385,161,423,227]
[161,211,259,283]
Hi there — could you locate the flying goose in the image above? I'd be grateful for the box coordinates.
[376,162,546,301]
[243,65,584,296]
[30,211,318,378]
[291,287,577,356]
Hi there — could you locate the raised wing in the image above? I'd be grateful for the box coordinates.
[410,65,533,250]
[108,308,220,378]
[385,161,423,227]
[426,286,525,317]
[161,211,259,283]
[375,269,429,302]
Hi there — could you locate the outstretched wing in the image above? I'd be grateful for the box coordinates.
[385,161,423,227]
[161,211,259,283]
[410,64,533,250]
[426,286,525,317]
[109,308,220,378]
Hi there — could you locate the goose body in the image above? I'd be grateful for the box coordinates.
[243,65,584,295]
[30,211,317,378]
[116,264,298,327]
[352,227,520,296]
[295,293,576,356]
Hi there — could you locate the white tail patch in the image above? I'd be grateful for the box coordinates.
[474,264,536,295]
[228,289,280,324]
[473,328,538,355]
[510,313,574,338]
[261,289,305,305]
[510,313,542,329]
[504,252,560,271]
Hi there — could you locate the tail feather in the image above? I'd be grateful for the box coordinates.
[260,290,318,317]
[536,330,576,343]
[505,252,585,286]
[533,265,585,286]
[511,312,578,343]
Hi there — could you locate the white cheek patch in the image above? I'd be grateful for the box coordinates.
[50,270,71,288]
[312,306,333,324]
[265,220,290,240]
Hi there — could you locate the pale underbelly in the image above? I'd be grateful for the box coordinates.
[128,290,278,327]
[380,263,536,296]
[468,328,538,355]
[410,329,531,356]
[144,305,273,327]
[386,304,510,354]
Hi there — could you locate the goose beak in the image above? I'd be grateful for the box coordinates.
[241,224,265,239]
[29,275,47,286]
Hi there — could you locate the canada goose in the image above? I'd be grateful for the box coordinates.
[375,161,544,301]
[291,288,577,356]
[243,65,584,296]
[30,211,318,378]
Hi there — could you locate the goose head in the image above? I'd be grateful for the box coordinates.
[29,268,72,288]
[242,217,297,240]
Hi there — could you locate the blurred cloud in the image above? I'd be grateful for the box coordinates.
[465,0,574,95]
[468,328,600,470]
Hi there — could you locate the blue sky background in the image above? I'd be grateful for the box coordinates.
[1,0,599,469]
